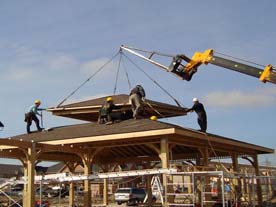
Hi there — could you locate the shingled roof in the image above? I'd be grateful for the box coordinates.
[9,119,273,159]
[11,119,180,142]
[47,94,188,122]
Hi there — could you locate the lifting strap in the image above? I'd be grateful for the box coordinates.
[122,53,185,108]
[56,51,120,107]
[113,52,122,95]
[121,57,132,91]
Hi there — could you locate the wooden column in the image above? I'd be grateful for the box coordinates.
[67,162,78,207]
[82,153,92,207]
[69,182,75,207]
[159,138,170,206]
[103,178,108,206]
[202,147,211,207]
[253,155,262,207]
[21,160,28,207]
[27,143,36,207]
[232,153,241,204]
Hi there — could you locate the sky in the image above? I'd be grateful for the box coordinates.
[0,1,275,166]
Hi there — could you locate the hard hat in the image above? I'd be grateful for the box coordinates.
[150,115,157,121]
[106,97,113,102]
[34,100,41,105]
[192,98,198,102]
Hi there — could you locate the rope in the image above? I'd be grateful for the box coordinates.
[113,52,122,95]
[205,133,230,173]
[121,57,132,90]
[121,45,174,58]
[144,101,165,118]
[56,51,120,107]
[122,53,185,108]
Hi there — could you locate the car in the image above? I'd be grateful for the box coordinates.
[114,187,156,206]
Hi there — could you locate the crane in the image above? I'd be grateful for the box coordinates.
[120,45,276,84]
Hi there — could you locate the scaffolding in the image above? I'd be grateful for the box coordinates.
[1,169,275,207]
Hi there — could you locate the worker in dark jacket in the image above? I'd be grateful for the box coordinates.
[186,98,207,132]
[24,100,44,134]
[98,97,121,124]
[129,85,145,119]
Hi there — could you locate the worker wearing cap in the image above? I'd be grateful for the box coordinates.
[24,100,44,134]
[129,84,146,119]
[98,97,121,124]
[186,98,207,132]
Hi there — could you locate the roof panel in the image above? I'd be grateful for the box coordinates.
[48,94,188,122]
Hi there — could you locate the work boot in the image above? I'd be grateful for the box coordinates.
[105,121,113,125]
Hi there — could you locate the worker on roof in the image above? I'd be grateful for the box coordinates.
[24,100,45,134]
[186,98,207,132]
[98,97,122,125]
[129,84,145,119]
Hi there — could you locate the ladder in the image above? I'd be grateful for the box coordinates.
[151,175,164,204]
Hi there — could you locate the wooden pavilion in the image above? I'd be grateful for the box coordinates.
[0,95,274,207]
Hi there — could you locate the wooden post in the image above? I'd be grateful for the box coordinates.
[67,162,77,207]
[232,153,241,204]
[82,153,92,207]
[27,143,36,207]
[103,178,108,206]
[159,138,171,206]
[22,161,28,207]
[69,182,75,207]
[253,155,263,207]
[201,147,211,207]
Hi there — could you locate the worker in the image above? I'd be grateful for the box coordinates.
[129,84,145,119]
[98,97,121,124]
[24,100,44,134]
[186,98,207,132]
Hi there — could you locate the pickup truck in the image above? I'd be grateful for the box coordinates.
[114,187,156,206]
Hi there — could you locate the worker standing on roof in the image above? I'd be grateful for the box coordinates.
[186,98,207,132]
[24,100,45,134]
[98,97,121,124]
[129,84,145,119]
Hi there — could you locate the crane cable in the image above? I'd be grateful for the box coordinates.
[56,51,120,107]
[122,45,174,58]
[205,133,230,174]
[117,53,165,118]
[113,52,122,95]
[122,53,185,108]
[121,57,132,91]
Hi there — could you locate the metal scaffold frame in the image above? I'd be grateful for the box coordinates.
[1,169,276,207]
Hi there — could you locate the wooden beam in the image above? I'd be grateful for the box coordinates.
[39,128,175,145]
[0,138,34,148]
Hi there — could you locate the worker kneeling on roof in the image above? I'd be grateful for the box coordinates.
[98,97,122,125]
[186,98,207,132]
[24,100,45,134]
[129,84,146,119]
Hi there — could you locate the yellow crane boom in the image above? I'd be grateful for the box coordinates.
[120,45,276,84]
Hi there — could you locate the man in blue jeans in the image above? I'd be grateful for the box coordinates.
[186,98,207,132]
[24,100,44,134]
[129,85,146,119]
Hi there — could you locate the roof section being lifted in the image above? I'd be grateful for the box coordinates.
[48,94,188,122]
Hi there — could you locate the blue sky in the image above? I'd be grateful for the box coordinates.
[0,1,275,166]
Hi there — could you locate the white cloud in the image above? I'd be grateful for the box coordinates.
[203,87,276,108]
[80,58,118,75]
[64,93,109,105]
[48,55,78,71]
[7,68,35,81]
